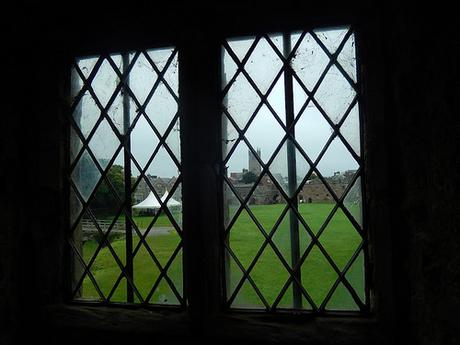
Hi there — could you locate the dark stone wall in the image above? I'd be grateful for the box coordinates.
[1,2,459,345]
[1,22,68,343]
[384,7,460,344]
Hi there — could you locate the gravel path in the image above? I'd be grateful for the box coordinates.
[82,226,176,240]
[140,227,175,236]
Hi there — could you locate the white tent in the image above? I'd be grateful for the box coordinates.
[132,190,181,210]
[132,191,161,209]
[161,190,181,207]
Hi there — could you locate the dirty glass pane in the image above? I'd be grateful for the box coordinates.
[315,64,356,124]
[243,35,283,94]
[69,47,183,306]
[222,26,365,312]
[291,32,329,91]
[223,72,260,130]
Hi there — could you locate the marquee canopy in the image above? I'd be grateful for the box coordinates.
[132,190,181,209]
[161,190,181,207]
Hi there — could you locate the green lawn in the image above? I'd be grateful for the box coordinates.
[80,202,364,310]
[117,208,182,229]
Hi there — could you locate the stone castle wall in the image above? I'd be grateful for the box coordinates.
[233,180,348,205]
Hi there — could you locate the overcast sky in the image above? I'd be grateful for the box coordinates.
[73,27,359,181]
[223,29,360,179]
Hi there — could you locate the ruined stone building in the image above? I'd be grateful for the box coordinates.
[299,180,348,203]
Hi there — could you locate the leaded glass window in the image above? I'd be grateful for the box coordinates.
[222,26,367,312]
[68,47,184,306]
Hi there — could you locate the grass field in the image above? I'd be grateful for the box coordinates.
[80,202,364,310]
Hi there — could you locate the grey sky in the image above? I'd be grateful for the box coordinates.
[223,29,360,178]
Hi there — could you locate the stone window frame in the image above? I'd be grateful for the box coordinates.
[49,11,393,344]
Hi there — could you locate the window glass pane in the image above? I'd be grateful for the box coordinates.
[222,27,365,312]
[69,47,183,305]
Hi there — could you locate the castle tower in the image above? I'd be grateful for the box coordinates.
[248,148,262,175]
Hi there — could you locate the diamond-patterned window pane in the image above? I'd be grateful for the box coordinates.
[226,252,245,301]
[145,81,178,135]
[319,208,362,271]
[87,118,120,170]
[345,250,365,304]
[106,89,125,135]
[291,32,330,92]
[225,140,260,199]
[166,117,181,162]
[91,57,122,108]
[325,282,359,311]
[343,176,363,227]
[232,279,265,309]
[150,279,180,305]
[222,26,366,312]
[77,56,98,80]
[294,103,333,162]
[316,137,359,198]
[314,27,349,55]
[223,180,241,229]
[298,182,336,235]
[245,105,285,164]
[222,47,239,90]
[71,150,101,202]
[227,36,255,63]
[131,115,161,170]
[229,208,265,270]
[315,64,356,124]
[224,72,260,130]
[250,245,290,306]
[69,126,83,164]
[128,53,158,105]
[301,245,337,307]
[277,281,313,310]
[267,76,286,124]
[69,47,183,306]
[72,90,100,139]
[69,186,83,228]
[244,36,283,94]
[161,52,179,97]
[147,48,175,74]
[337,33,357,83]
[272,209,312,266]
[222,114,240,161]
[340,103,361,156]
[269,139,310,197]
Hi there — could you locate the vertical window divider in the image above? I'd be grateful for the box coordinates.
[122,52,134,303]
[222,71,231,307]
[283,32,302,309]
[180,32,223,321]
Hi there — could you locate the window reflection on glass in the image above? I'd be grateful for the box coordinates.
[222,27,365,312]
[69,47,183,305]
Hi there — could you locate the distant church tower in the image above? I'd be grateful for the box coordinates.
[248,148,262,175]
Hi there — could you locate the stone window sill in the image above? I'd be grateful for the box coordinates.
[41,304,382,345]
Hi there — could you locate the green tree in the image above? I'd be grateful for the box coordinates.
[92,164,125,216]
[241,171,258,184]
